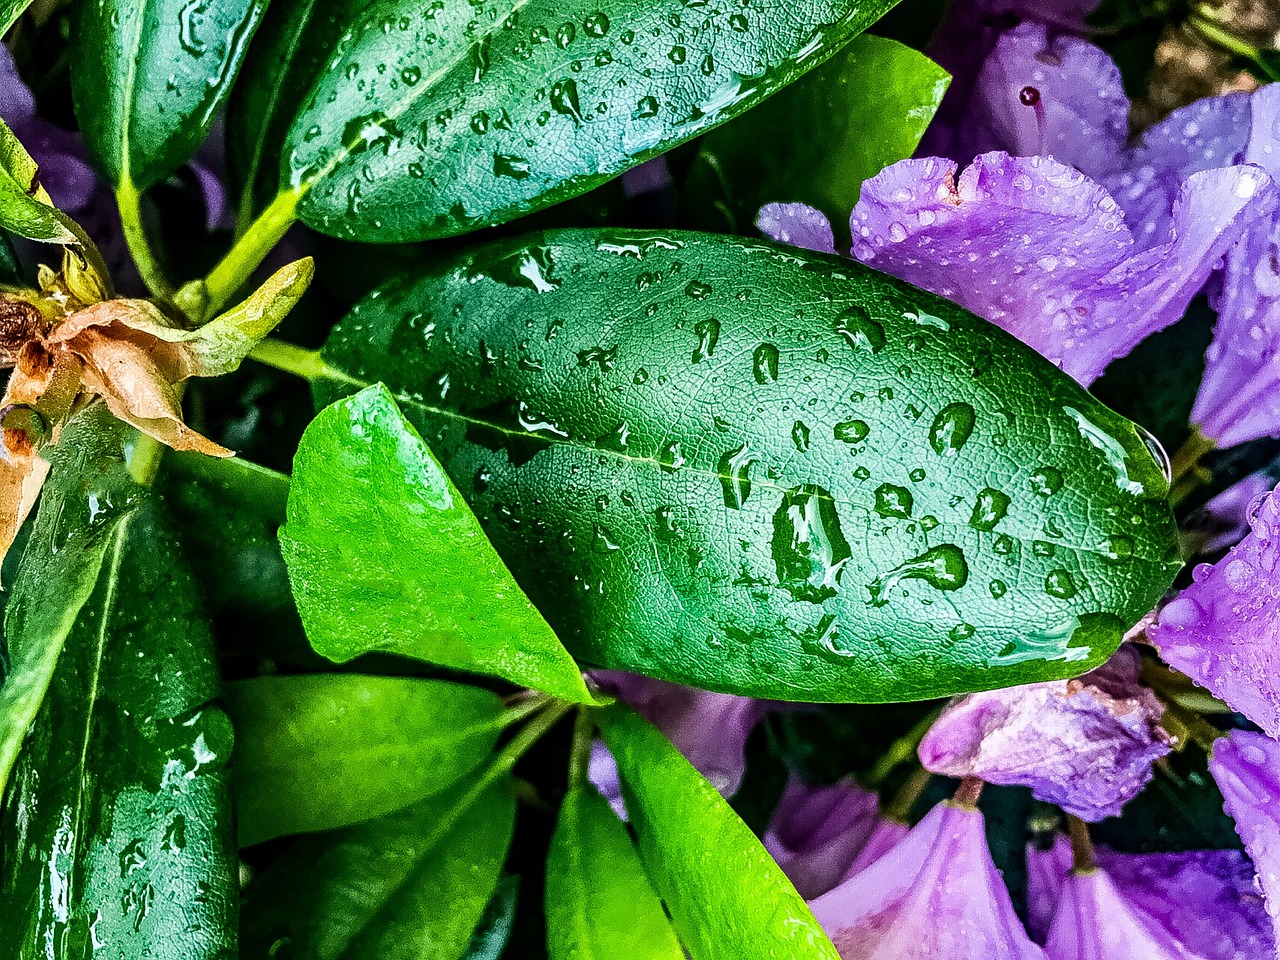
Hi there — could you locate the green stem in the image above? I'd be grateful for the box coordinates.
[1067,816,1095,872]
[116,179,172,299]
[1168,429,1215,508]
[862,704,943,788]
[248,338,345,382]
[1161,697,1226,753]
[124,433,166,487]
[568,708,595,788]
[1190,11,1269,65]
[883,766,932,823]
[198,190,299,322]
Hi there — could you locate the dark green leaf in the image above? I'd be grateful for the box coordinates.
[461,875,520,960]
[0,501,238,959]
[225,673,506,846]
[315,229,1181,702]
[546,782,683,960]
[683,34,949,243]
[69,0,267,190]
[241,778,516,960]
[280,384,599,703]
[597,706,838,960]
[0,408,143,795]
[237,0,898,241]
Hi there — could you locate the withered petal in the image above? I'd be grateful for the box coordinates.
[0,452,48,579]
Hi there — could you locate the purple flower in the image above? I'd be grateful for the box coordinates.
[586,672,768,810]
[1028,835,1274,958]
[917,647,1170,821]
[809,800,1046,959]
[760,153,1274,385]
[763,776,906,899]
[1211,729,1280,949]
[1149,483,1280,737]
[1185,470,1276,555]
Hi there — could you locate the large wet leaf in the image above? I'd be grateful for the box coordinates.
[233,0,897,241]
[0,503,238,959]
[241,779,515,960]
[281,384,599,703]
[683,33,949,242]
[545,782,684,960]
[316,229,1181,702]
[226,673,507,845]
[69,0,267,190]
[597,705,838,960]
[0,408,142,796]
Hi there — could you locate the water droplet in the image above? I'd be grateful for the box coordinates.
[833,419,870,444]
[485,245,560,292]
[929,402,976,456]
[653,506,682,541]
[576,345,617,371]
[596,421,631,451]
[473,467,492,493]
[949,622,975,642]
[752,343,780,383]
[1100,535,1133,562]
[852,465,871,480]
[658,440,685,472]
[633,367,649,384]
[685,279,712,299]
[718,443,758,509]
[1029,466,1064,497]
[909,309,950,331]
[493,153,531,180]
[692,318,720,363]
[919,515,939,531]
[633,95,660,119]
[1045,568,1078,599]
[342,111,402,156]
[555,20,576,46]
[551,78,584,123]
[668,44,687,63]
[729,13,749,30]
[584,11,610,36]
[969,488,1010,531]
[178,0,207,55]
[1032,540,1056,557]
[517,400,568,437]
[834,306,885,353]
[989,579,1007,598]
[873,483,913,519]
[401,65,422,85]
[868,544,969,606]
[791,420,811,452]
[909,468,926,482]
[593,523,621,552]
[993,534,1015,556]
[771,485,851,601]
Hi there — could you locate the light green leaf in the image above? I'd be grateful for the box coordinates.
[0,502,238,959]
[241,779,516,960]
[597,706,839,960]
[280,383,599,704]
[312,228,1181,703]
[0,0,34,37]
[225,673,507,846]
[69,0,267,191]
[0,407,143,797]
[231,0,899,241]
[546,783,684,960]
[684,33,950,243]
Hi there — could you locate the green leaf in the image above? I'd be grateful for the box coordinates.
[241,778,516,960]
[683,34,949,242]
[0,0,34,37]
[546,782,684,960]
[69,0,267,191]
[314,228,1182,703]
[0,501,238,958]
[0,408,143,796]
[225,673,507,846]
[461,875,520,960]
[280,383,599,704]
[0,118,81,245]
[597,706,839,960]
[234,0,898,242]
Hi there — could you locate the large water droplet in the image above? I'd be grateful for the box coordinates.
[868,544,969,606]
[653,506,682,541]
[834,306,885,353]
[550,78,584,123]
[343,111,402,156]
[873,483,914,519]
[833,419,870,444]
[493,153,531,180]
[1029,466,1064,497]
[1044,568,1078,599]
[718,443,758,509]
[929,402,976,456]
[969,488,1010,531]
[658,440,685,472]
[753,343,780,383]
[692,318,720,363]
[517,400,568,437]
[791,420,811,452]
[771,485,851,602]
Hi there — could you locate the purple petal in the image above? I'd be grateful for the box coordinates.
[1029,836,1274,958]
[0,44,36,125]
[1149,484,1280,736]
[1212,729,1280,949]
[1185,471,1276,555]
[756,202,836,255]
[763,776,885,898]
[851,153,1275,384]
[1045,869,1190,960]
[587,739,628,819]
[951,24,1128,180]
[810,802,1046,959]
[918,647,1170,821]
[590,671,768,795]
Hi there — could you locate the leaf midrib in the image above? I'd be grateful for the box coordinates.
[318,362,1157,570]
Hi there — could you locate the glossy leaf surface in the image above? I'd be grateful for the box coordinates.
[226,673,506,845]
[0,409,142,796]
[546,782,684,960]
[281,384,598,703]
[240,0,896,241]
[597,706,838,960]
[315,229,1181,702]
[0,503,238,959]
[241,779,515,960]
[69,0,266,189]
[684,34,949,242]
